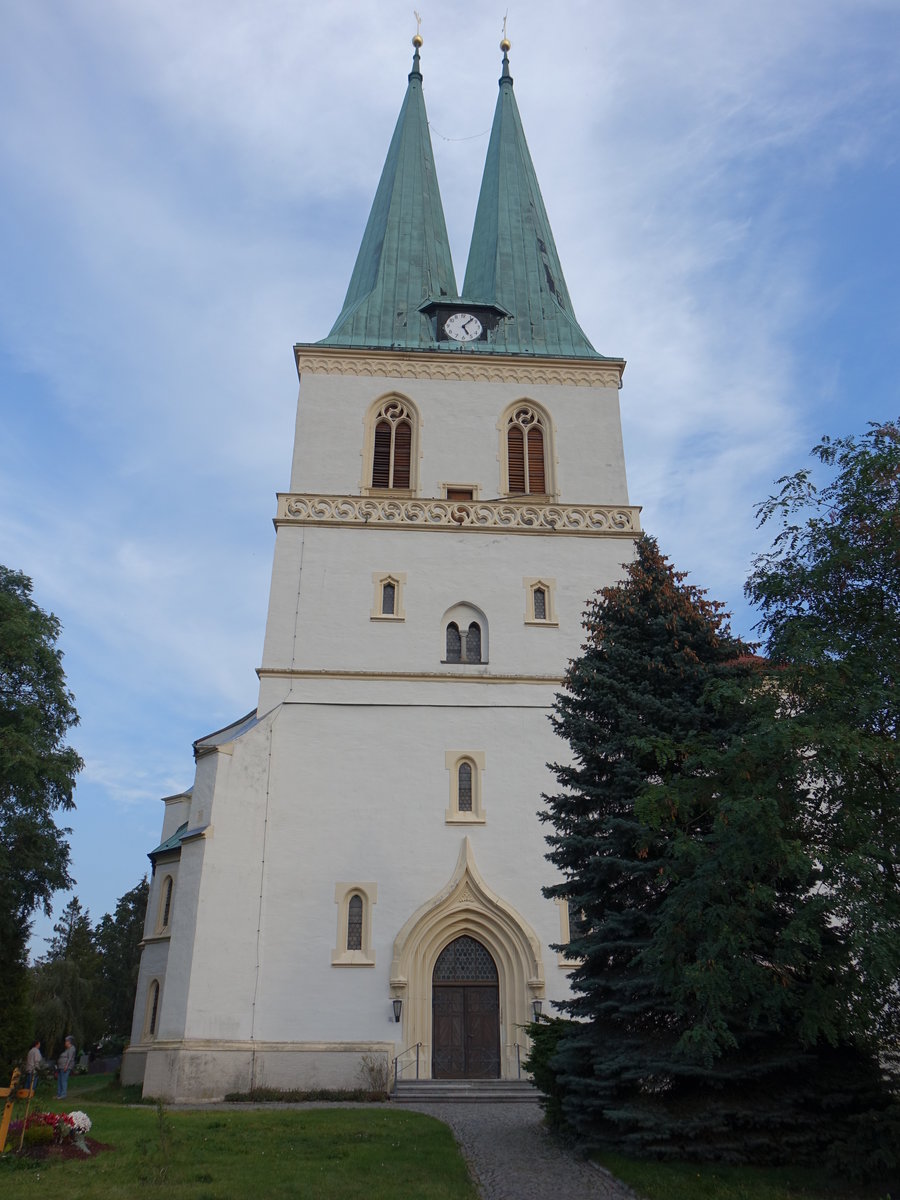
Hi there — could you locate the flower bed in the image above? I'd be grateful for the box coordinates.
[10,1110,105,1159]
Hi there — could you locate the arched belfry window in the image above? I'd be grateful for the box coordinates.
[504,404,550,496]
[446,622,462,662]
[367,397,417,491]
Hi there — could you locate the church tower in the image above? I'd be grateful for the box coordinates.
[124,37,640,1100]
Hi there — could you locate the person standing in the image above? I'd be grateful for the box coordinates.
[24,1038,42,1091]
[56,1036,75,1099]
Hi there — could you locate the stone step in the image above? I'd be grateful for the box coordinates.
[393,1078,539,1103]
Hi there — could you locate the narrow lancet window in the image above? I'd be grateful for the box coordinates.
[465,622,482,663]
[161,877,173,928]
[446,622,461,662]
[148,981,160,1036]
[382,581,396,615]
[347,894,363,951]
[458,763,473,812]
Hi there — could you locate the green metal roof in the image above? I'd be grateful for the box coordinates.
[316,46,606,360]
[320,47,458,350]
[149,821,189,860]
[461,52,601,359]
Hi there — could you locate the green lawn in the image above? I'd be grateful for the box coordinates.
[1,1084,479,1200]
[4,1076,889,1200]
[595,1151,889,1200]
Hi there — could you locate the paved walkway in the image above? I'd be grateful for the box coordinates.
[394,1100,638,1200]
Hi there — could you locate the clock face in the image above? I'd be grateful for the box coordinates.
[444,312,483,342]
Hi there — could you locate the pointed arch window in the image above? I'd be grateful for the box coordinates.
[158,876,173,931]
[556,897,586,968]
[524,577,558,626]
[445,752,486,823]
[347,894,363,951]
[332,883,377,966]
[442,604,488,665]
[371,572,406,621]
[465,622,482,663]
[368,398,416,491]
[505,405,550,496]
[458,762,473,812]
[145,979,161,1038]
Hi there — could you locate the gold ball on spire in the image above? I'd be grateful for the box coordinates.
[412,33,423,48]
[500,37,511,52]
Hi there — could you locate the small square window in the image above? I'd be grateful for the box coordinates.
[443,483,478,501]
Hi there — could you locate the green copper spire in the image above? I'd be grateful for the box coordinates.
[320,40,458,350]
[461,43,601,358]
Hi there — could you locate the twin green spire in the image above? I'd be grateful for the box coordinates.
[320,41,603,359]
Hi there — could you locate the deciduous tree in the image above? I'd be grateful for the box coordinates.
[746,420,900,1050]
[0,566,82,1074]
[94,876,149,1044]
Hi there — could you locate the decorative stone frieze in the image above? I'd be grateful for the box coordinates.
[276,493,641,535]
[294,348,624,389]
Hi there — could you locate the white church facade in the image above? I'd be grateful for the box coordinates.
[123,38,640,1101]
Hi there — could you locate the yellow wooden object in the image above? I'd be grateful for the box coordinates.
[0,1068,21,1154]
[0,1069,35,1154]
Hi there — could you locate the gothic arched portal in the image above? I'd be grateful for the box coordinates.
[390,839,545,1079]
[432,935,500,1078]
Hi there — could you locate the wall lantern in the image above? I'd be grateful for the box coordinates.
[392,998,403,1023]
[532,998,543,1020]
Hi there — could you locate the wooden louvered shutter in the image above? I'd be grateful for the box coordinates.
[527,427,545,493]
[372,422,392,487]
[393,420,411,488]
[508,426,525,493]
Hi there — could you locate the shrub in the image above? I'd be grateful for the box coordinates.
[522,1017,583,1133]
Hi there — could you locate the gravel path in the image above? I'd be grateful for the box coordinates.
[168,1098,638,1199]
[393,1100,638,1200]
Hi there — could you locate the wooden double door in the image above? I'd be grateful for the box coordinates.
[432,936,500,1079]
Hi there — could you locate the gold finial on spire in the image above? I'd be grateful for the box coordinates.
[500,12,511,53]
[412,10,423,48]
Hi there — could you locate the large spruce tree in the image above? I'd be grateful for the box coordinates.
[536,536,882,1164]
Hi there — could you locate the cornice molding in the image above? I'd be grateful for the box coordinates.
[256,667,563,686]
[294,345,625,388]
[276,493,641,536]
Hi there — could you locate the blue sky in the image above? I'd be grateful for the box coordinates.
[2,1,898,952]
